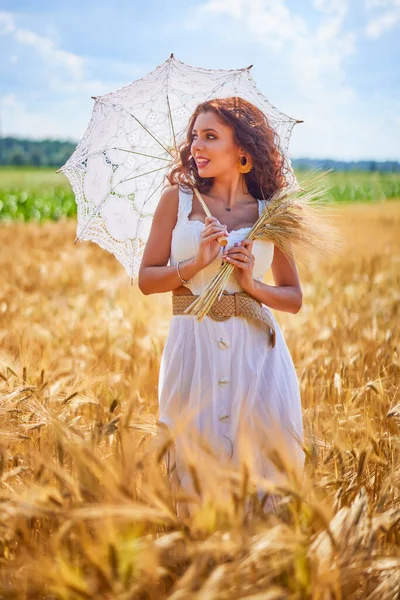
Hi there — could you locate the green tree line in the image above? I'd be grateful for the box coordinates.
[0,137,77,167]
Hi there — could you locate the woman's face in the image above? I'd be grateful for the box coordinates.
[190,111,241,178]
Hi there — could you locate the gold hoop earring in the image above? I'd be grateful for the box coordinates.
[237,155,253,174]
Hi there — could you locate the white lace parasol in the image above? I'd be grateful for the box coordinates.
[56,53,302,284]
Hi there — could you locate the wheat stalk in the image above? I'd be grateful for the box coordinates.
[184,168,344,321]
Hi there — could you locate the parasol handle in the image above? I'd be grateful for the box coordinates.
[193,188,228,247]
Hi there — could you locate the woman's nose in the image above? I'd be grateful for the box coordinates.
[192,140,203,152]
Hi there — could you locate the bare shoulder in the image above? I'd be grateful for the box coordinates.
[161,182,179,200]
[155,183,180,223]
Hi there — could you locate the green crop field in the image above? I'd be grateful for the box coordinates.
[0,166,399,223]
[0,166,76,222]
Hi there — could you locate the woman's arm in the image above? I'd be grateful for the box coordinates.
[246,244,303,314]
[138,185,203,295]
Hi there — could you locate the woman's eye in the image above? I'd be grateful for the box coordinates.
[191,134,215,140]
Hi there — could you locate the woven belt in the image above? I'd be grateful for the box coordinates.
[172,291,276,348]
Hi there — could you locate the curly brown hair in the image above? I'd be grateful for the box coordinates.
[165,96,292,201]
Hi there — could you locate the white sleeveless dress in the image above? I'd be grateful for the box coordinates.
[158,184,305,509]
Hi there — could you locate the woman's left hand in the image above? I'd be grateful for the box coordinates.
[222,239,255,292]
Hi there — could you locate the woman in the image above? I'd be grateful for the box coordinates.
[138,97,305,514]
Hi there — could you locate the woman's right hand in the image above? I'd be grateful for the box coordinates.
[195,216,229,269]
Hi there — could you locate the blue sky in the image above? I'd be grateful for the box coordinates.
[1,0,399,160]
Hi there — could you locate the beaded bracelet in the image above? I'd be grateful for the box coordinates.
[176,260,190,284]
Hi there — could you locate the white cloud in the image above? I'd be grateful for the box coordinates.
[1,11,146,88]
[196,0,308,50]
[0,11,14,35]
[0,11,148,140]
[14,27,85,79]
[184,0,358,157]
[313,0,348,41]
[365,0,400,38]
[1,11,84,79]
[188,0,356,100]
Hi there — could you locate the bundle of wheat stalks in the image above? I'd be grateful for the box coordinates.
[184,168,344,321]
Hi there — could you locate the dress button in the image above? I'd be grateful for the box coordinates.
[218,338,230,349]
[218,411,230,422]
[218,377,230,386]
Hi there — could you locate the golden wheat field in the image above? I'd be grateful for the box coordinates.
[0,199,399,599]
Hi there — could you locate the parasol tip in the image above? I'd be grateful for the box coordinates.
[295,119,304,124]
[74,236,79,245]
[170,53,174,59]
[55,168,62,174]
[246,64,253,70]
[91,95,98,100]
